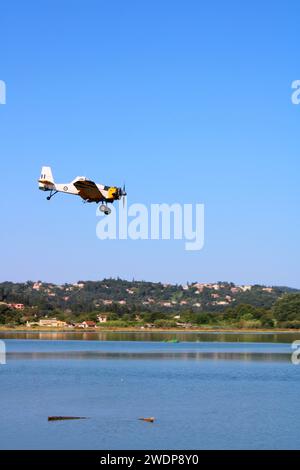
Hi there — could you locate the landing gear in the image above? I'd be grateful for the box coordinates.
[99,204,111,216]
[46,190,58,201]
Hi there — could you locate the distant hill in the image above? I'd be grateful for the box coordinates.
[1,279,300,329]
[0,279,298,314]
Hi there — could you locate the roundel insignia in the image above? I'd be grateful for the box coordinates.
[63,186,68,191]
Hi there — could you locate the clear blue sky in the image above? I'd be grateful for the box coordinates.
[0,0,299,287]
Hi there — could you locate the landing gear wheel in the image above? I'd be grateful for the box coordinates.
[99,204,111,215]
[46,190,58,201]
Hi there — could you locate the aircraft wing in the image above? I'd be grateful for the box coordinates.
[73,180,103,202]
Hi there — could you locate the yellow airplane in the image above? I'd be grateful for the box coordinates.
[38,166,127,215]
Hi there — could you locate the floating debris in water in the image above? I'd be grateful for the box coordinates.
[48,416,88,421]
[139,417,155,423]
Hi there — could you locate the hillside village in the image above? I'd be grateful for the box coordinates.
[0,279,299,329]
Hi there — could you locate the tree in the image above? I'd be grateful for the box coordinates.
[195,313,210,325]
[273,294,300,322]
[0,305,23,325]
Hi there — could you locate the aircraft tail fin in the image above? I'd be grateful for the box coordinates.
[38,166,55,190]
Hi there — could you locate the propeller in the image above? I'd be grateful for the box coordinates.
[120,183,127,208]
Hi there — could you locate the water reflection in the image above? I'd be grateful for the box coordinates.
[7,351,290,362]
[0,330,299,343]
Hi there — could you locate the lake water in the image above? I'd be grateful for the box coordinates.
[0,331,299,450]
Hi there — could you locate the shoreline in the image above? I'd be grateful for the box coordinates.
[0,326,298,334]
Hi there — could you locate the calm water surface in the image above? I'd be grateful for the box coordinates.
[0,332,299,450]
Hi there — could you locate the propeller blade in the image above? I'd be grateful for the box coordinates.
[123,183,127,208]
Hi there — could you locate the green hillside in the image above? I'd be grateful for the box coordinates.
[0,279,299,329]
